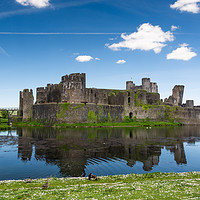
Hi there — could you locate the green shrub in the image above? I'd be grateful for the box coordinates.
[145,117,150,122]
[87,110,97,123]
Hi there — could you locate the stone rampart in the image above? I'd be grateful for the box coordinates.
[32,103,124,123]
[125,106,200,125]
[32,103,200,125]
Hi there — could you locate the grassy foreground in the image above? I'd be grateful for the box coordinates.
[0,172,199,199]
[13,121,182,128]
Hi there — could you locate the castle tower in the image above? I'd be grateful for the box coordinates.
[172,85,184,106]
[186,100,194,108]
[142,78,151,92]
[126,81,135,91]
[61,73,86,103]
[19,91,23,117]
[36,87,47,104]
[46,84,62,103]
[19,89,34,120]
[150,82,158,93]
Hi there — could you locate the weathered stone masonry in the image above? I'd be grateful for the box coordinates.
[19,73,200,124]
[32,103,124,124]
[19,89,34,120]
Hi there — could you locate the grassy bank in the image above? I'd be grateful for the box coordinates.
[0,172,199,199]
[53,121,182,128]
[13,121,182,128]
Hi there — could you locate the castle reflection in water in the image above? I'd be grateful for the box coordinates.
[13,126,200,177]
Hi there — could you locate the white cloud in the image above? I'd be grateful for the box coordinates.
[170,0,200,14]
[167,43,197,61]
[76,55,94,62]
[171,25,179,31]
[108,23,174,54]
[109,36,118,41]
[95,58,100,60]
[16,0,50,8]
[116,60,126,64]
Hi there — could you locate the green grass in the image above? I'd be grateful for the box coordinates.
[13,121,182,129]
[53,121,182,128]
[0,172,199,199]
[13,121,45,127]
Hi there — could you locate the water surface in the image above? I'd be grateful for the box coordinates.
[0,126,200,180]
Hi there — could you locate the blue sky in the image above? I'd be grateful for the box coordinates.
[0,0,200,107]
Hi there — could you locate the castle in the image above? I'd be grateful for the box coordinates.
[34,73,159,105]
[19,73,199,125]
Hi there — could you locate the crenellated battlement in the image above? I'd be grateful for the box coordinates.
[61,73,86,83]
[126,77,158,93]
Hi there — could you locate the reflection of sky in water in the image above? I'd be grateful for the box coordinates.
[0,130,60,180]
[0,144,59,180]
[0,127,200,180]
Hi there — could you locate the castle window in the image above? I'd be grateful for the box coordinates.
[129,112,133,119]
[128,97,131,104]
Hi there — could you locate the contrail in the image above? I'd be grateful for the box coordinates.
[0,32,122,35]
[0,32,196,36]
[0,46,8,56]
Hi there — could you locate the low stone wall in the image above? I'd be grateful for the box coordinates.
[32,103,124,123]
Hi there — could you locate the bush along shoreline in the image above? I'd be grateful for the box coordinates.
[0,118,11,130]
[0,124,11,130]
[0,172,199,199]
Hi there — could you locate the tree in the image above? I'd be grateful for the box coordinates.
[1,110,8,119]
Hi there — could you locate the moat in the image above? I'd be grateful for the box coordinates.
[0,126,200,181]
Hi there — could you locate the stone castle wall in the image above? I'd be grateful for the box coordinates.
[32,103,124,123]
[32,103,200,125]
[85,89,125,105]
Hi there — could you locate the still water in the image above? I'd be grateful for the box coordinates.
[0,126,200,180]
